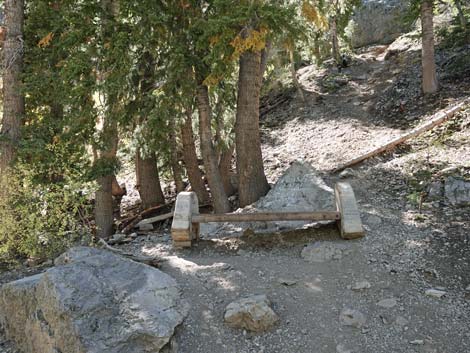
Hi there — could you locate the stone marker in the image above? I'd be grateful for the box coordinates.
[335,182,365,239]
[0,247,188,353]
[224,294,279,332]
[171,191,199,248]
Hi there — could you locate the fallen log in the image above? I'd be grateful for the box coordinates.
[333,98,470,173]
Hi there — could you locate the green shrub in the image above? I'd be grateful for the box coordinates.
[0,168,93,264]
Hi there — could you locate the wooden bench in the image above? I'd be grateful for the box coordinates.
[171,182,364,248]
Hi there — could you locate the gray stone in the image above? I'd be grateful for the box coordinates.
[410,340,425,345]
[336,344,352,353]
[444,177,470,206]
[427,180,444,200]
[425,289,446,298]
[351,281,371,291]
[301,242,349,263]
[224,295,279,332]
[339,308,366,328]
[139,223,154,231]
[0,247,188,353]
[277,278,297,286]
[377,298,397,308]
[339,168,355,179]
[348,0,412,48]
[201,161,335,237]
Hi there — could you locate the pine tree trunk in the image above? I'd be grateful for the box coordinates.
[219,143,235,196]
[168,118,185,193]
[95,0,119,238]
[421,0,439,94]
[181,113,210,204]
[196,85,230,213]
[330,17,341,65]
[236,50,270,207]
[94,119,118,239]
[0,0,24,173]
[135,150,165,209]
[454,0,467,32]
[289,49,305,101]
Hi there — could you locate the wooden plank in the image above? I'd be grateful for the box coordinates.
[192,211,340,223]
[333,98,470,172]
[335,182,364,239]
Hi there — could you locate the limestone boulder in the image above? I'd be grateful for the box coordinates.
[224,295,279,332]
[0,247,188,353]
[444,176,470,206]
[348,0,411,48]
[201,161,335,236]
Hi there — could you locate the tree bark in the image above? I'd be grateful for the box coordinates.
[235,49,270,207]
[95,118,117,239]
[95,0,119,238]
[168,118,185,194]
[421,0,439,94]
[330,17,341,65]
[219,143,236,196]
[196,84,230,213]
[181,113,210,204]
[289,49,305,101]
[454,0,467,32]
[0,0,25,173]
[135,149,165,209]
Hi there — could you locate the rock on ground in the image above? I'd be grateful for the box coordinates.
[0,247,188,353]
[444,176,470,206]
[339,308,367,329]
[224,295,279,332]
[301,242,349,263]
[201,161,335,237]
[349,0,411,48]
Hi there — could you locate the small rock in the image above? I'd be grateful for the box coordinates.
[377,298,397,308]
[394,316,409,327]
[277,278,297,286]
[465,285,470,292]
[351,281,371,291]
[139,223,154,231]
[301,242,348,263]
[425,289,446,298]
[339,308,366,328]
[366,214,382,226]
[336,343,352,353]
[224,295,279,332]
[339,168,355,179]
[409,340,425,345]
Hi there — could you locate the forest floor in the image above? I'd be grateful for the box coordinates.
[1,35,470,353]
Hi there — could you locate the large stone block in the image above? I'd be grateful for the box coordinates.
[0,247,188,353]
[171,192,199,248]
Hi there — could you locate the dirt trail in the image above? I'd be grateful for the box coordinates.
[123,46,469,353]
[1,44,469,353]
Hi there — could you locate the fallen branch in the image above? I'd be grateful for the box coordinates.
[97,239,160,267]
[119,202,174,233]
[136,212,173,228]
[332,98,470,173]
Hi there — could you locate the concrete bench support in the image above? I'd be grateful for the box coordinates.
[334,182,365,239]
[171,192,200,248]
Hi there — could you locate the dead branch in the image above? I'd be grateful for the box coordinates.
[332,98,470,173]
[97,239,160,267]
